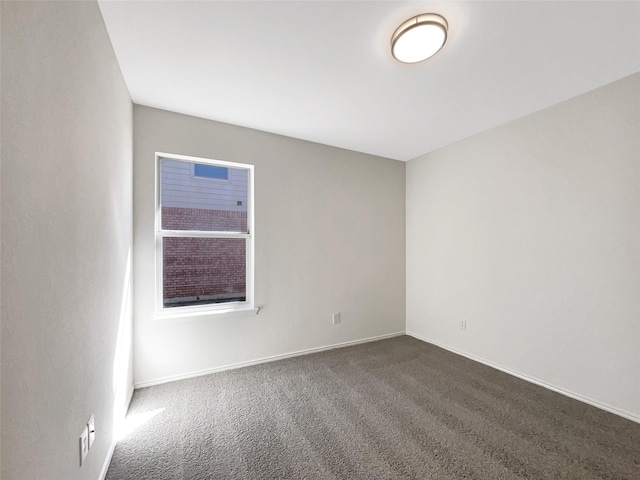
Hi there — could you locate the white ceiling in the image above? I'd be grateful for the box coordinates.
[98,1,640,161]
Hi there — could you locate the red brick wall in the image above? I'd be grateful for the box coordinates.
[162,206,247,232]
[162,207,247,304]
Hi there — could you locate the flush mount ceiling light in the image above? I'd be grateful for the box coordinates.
[391,13,448,64]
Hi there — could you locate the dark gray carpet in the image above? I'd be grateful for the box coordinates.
[106,336,640,479]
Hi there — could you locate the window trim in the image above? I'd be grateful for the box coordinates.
[155,152,254,317]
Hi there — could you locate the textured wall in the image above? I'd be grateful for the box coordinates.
[1,2,133,479]
[407,73,640,421]
[133,105,406,386]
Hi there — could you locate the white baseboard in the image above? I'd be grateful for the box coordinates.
[406,331,640,425]
[134,331,406,389]
[99,384,135,480]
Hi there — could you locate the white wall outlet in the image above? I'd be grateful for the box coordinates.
[87,414,95,449]
[332,312,341,324]
[79,425,89,466]
[459,319,466,330]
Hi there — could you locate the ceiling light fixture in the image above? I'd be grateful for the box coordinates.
[391,14,448,64]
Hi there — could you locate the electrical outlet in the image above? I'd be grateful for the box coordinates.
[87,414,95,449]
[79,425,89,466]
[332,312,341,324]
[459,319,466,330]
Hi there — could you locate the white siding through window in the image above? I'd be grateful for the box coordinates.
[161,160,248,212]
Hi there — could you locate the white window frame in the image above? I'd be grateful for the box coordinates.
[155,152,255,317]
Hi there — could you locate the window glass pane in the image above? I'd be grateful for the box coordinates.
[160,158,248,232]
[163,237,246,308]
[194,163,228,179]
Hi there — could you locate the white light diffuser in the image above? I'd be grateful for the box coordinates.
[391,14,448,64]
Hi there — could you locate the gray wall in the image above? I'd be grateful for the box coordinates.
[1,2,133,479]
[133,106,406,385]
[406,73,640,421]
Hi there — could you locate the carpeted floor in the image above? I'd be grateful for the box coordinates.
[106,336,640,479]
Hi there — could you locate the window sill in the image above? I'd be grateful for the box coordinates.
[154,306,260,322]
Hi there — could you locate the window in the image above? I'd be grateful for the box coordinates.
[193,163,229,180]
[156,153,254,315]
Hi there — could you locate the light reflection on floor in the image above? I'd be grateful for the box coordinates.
[116,408,165,441]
